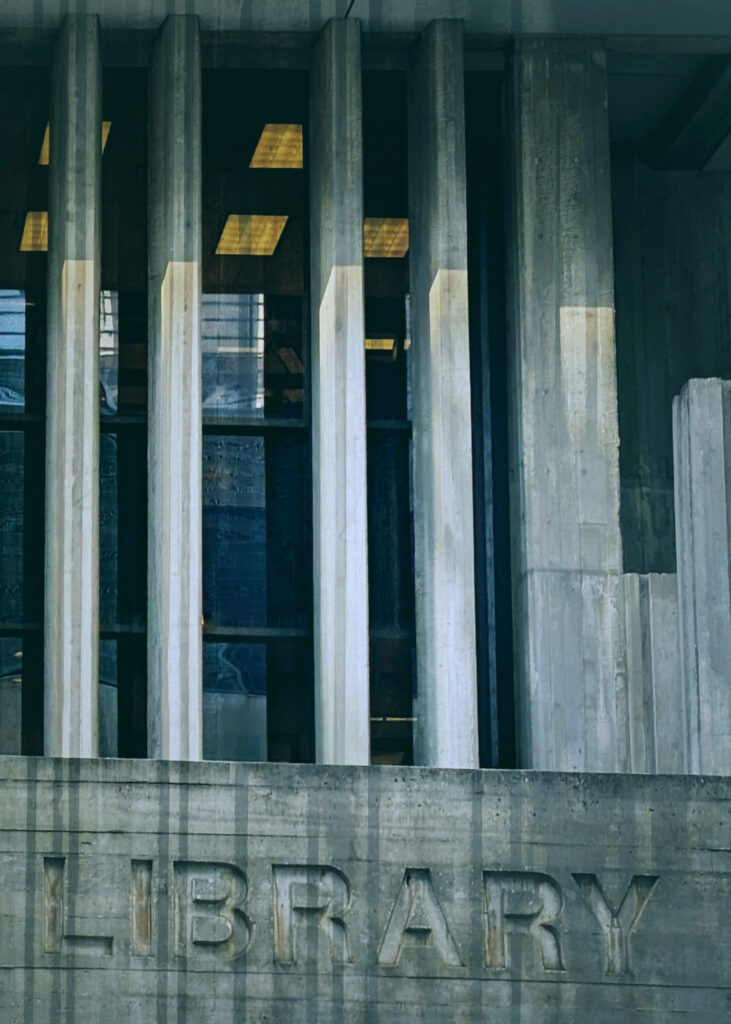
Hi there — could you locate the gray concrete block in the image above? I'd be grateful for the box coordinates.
[408,20,478,768]
[45,15,102,757]
[309,18,370,765]
[507,39,627,771]
[0,758,728,1022]
[673,377,731,775]
[147,14,203,760]
[623,572,687,773]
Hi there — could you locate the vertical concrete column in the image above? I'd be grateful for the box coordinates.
[408,21,479,768]
[674,378,731,775]
[148,15,203,760]
[624,573,686,773]
[507,39,628,771]
[45,16,101,758]
[309,18,370,765]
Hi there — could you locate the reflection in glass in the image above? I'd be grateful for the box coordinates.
[203,641,312,763]
[0,432,24,622]
[202,294,304,420]
[203,294,265,416]
[0,290,25,411]
[99,289,119,414]
[203,434,308,629]
[0,636,22,754]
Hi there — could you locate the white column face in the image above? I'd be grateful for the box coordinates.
[508,40,628,772]
[147,15,203,761]
[674,378,731,776]
[45,16,101,758]
[309,18,370,765]
[407,20,479,769]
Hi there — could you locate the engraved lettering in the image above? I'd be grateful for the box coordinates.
[173,861,252,960]
[272,865,351,964]
[131,860,152,956]
[572,873,658,975]
[378,868,463,967]
[43,857,114,956]
[483,871,564,971]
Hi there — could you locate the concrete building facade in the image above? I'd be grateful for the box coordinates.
[0,1,730,1020]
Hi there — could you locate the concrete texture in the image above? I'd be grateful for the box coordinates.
[408,20,479,769]
[623,573,687,773]
[147,15,203,760]
[613,156,731,574]
[45,15,101,758]
[0,677,21,754]
[507,39,628,772]
[2,0,730,35]
[309,18,370,765]
[0,757,728,1023]
[673,378,731,776]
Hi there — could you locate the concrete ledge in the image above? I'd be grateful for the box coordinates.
[0,758,728,1022]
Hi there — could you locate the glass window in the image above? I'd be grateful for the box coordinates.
[0,68,48,754]
[363,72,416,766]
[99,68,149,757]
[202,70,313,762]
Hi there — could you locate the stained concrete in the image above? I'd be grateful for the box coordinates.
[0,758,728,1022]
[673,378,731,776]
[408,20,479,768]
[147,15,203,760]
[507,39,628,772]
[623,572,686,773]
[44,15,102,758]
[309,18,370,765]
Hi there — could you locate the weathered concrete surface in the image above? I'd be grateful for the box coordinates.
[0,678,21,754]
[613,157,731,574]
[408,20,479,768]
[45,15,102,758]
[309,18,370,765]
[0,758,728,1022]
[147,15,203,760]
[507,39,628,772]
[673,378,731,776]
[623,573,687,773]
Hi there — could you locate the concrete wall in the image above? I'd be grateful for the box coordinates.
[613,155,731,573]
[0,758,728,1023]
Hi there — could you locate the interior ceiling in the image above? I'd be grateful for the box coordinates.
[608,55,704,143]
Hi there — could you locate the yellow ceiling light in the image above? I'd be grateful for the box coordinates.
[365,337,395,352]
[20,211,48,252]
[39,121,112,165]
[249,123,303,169]
[364,217,409,258]
[215,214,289,256]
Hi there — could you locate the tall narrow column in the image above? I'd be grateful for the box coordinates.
[508,40,628,771]
[674,378,731,776]
[148,15,202,760]
[45,16,101,758]
[408,21,479,768]
[310,18,370,764]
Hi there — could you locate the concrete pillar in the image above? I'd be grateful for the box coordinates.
[45,15,101,758]
[148,15,203,760]
[309,18,370,765]
[408,21,479,768]
[673,378,731,776]
[507,39,628,771]
[624,573,687,773]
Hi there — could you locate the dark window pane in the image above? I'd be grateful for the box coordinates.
[370,639,415,766]
[0,432,24,622]
[203,433,309,629]
[99,636,146,759]
[100,430,147,629]
[203,640,313,763]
